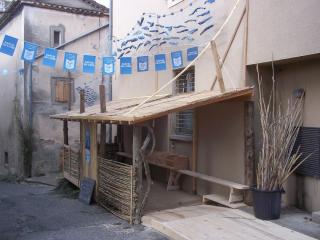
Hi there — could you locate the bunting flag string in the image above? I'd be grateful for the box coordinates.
[0,0,217,76]
[0,32,201,76]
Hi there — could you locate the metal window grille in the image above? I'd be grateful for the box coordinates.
[294,127,320,177]
[174,67,195,136]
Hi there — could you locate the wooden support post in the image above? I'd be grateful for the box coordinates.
[63,120,69,146]
[90,122,98,197]
[80,89,85,114]
[99,85,106,113]
[242,0,250,85]
[67,71,72,111]
[80,121,84,180]
[244,101,255,204]
[243,0,253,205]
[192,109,198,194]
[99,85,107,157]
[210,41,226,93]
[132,125,142,224]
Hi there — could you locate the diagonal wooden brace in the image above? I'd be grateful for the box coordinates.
[210,41,226,93]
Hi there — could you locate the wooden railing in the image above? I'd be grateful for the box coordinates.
[62,145,80,187]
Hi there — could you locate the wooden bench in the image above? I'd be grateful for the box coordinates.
[116,151,189,191]
[147,151,189,191]
[178,170,249,208]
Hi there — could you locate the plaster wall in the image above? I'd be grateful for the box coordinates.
[0,12,24,177]
[276,59,320,212]
[112,0,247,99]
[247,0,320,65]
[196,102,245,196]
[23,6,108,175]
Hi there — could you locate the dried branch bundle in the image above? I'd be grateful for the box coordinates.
[256,64,308,191]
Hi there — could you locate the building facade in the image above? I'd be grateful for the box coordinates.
[0,0,108,178]
[112,0,320,213]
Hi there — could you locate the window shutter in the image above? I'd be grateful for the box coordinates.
[55,80,69,103]
[63,82,70,102]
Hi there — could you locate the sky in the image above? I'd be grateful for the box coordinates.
[95,0,110,7]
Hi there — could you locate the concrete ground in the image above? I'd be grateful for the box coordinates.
[0,181,168,240]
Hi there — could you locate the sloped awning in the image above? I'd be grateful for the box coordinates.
[50,87,253,125]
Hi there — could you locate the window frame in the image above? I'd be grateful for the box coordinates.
[170,66,195,140]
[50,25,65,48]
[51,77,75,104]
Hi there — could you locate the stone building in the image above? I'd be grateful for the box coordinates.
[0,0,109,178]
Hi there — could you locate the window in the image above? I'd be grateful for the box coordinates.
[53,31,61,47]
[173,67,195,137]
[50,25,65,48]
[51,77,74,104]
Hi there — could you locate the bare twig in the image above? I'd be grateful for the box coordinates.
[256,64,308,191]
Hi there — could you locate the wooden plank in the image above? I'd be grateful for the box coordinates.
[210,5,246,91]
[63,120,68,145]
[67,71,72,111]
[147,151,189,170]
[178,170,249,190]
[192,109,198,194]
[89,122,98,198]
[50,88,254,125]
[244,101,255,204]
[203,194,247,209]
[79,121,85,180]
[80,89,85,113]
[210,41,226,93]
[143,205,317,240]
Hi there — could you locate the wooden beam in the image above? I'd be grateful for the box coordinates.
[63,120,69,145]
[99,84,106,113]
[244,101,255,204]
[99,85,106,157]
[90,122,98,198]
[67,71,72,111]
[80,89,85,113]
[132,125,142,224]
[192,109,198,194]
[242,0,250,85]
[80,121,85,180]
[210,41,226,93]
[210,6,246,91]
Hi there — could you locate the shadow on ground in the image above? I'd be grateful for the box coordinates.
[0,181,168,240]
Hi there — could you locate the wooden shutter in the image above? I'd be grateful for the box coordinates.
[55,80,69,102]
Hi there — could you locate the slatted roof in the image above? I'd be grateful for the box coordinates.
[50,87,254,125]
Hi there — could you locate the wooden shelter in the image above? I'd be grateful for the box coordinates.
[51,87,253,224]
[51,0,254,224]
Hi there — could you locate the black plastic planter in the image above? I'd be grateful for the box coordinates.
[251,187,283,220]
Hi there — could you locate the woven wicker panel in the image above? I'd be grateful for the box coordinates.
[97,157,135,223]
[62,145,80,187]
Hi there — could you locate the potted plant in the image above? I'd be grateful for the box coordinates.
[252,64,308,220]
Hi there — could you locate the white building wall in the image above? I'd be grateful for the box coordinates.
[247,0,320,65]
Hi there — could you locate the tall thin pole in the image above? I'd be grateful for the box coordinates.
[107,0,113,143]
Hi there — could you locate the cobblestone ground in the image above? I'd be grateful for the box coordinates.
[0,182,168,240]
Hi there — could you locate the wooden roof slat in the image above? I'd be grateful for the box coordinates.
[50,87,254,125]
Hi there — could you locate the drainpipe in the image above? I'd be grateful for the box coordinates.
[107,0,113,143]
